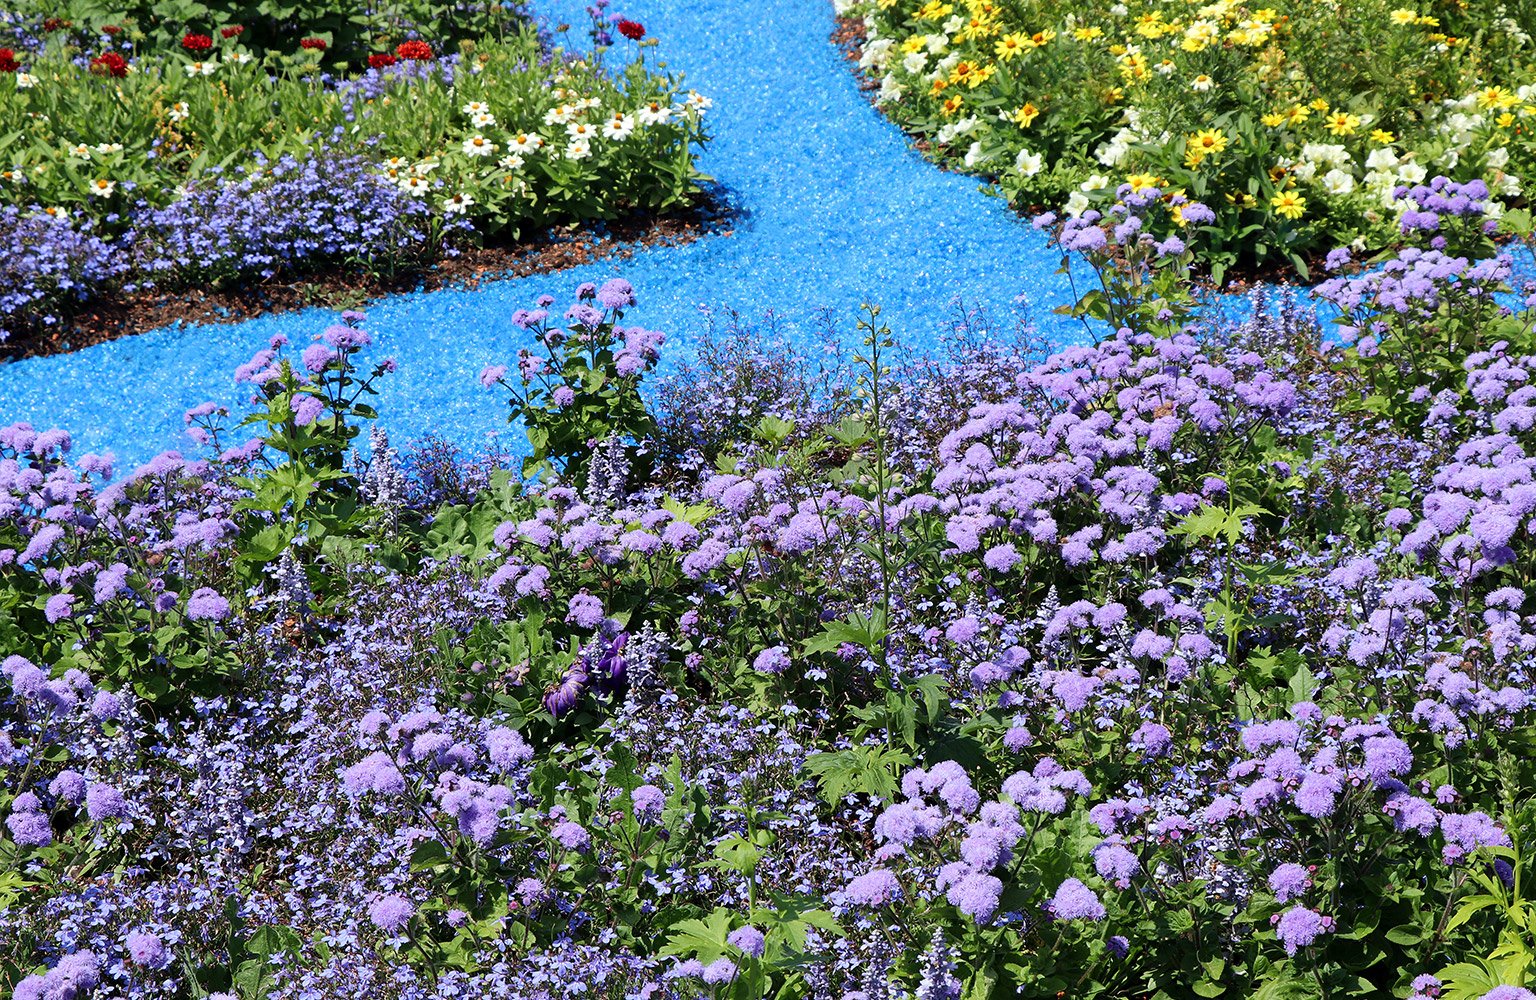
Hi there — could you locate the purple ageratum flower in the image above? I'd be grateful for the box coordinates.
[84,783,128,822]
[368,894,415,933]
[44,593,75,623]
[1362,735,1413,785]
[727,925,766,958]
[11,951,100,1000]
[1180,201,1216,225]
[566,592,605,629]
[596,278,636,310]
[342,751,406,796]
[1480,989,1536,1000]
[125,930,167,968]
[1093,843,1141,888]
[946,872,1003,923]
[551,386,576,407]
[983,543,1020,572]
[1268,863,1311,902]
[565,303,605,329]
[1131,721,1172,757]
[49,770,88,805]
[480,364,507,388]
[1049,878,1106,921]
[301,342,337,373]
[1273,906,1330,955]
[845,869,901,906]
[551,820,591,853]
[753,646,790,675]
[6,794,52,847]
[485,727,532,771]
[631,784,665,821]
[701,958,737,984]
[186,587,231,622]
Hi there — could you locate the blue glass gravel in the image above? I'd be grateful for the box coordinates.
[0,0,1460,471]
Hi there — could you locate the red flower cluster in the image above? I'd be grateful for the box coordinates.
[42,17,69,32]
[102,24,122,35]
[89,51,128,77]
[0,48,17,73]
[394,39,433,61]
[299,37,327,51]
[220,25,244,38]
[617,19,645,40]
[181,32,213,52]
[367,53,397,69]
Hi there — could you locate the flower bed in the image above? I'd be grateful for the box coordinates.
[0,13,711,344]
[4,168,1536,997]
[838,0,1533,282]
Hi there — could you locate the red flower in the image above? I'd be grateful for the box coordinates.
[0,49,17,74]
[617,19,645,40]
[102,24,122,35]
[42,18,68,32]
[181,33,214,52]
[299,37,327,51]
[368,53,397,69]
[89,51,128,77]
[220,25,245,38]
[394,39,433,61]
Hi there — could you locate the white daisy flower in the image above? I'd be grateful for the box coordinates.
[543,105,576,125]
[88,178,116,197]
[1191,74,1213,92]
[0,168,26,185]
[67,144,92,160]
[95,142,123,154]
[16,72,37,88]
[601,113,636,140]
[576,97,601,111]
[168,102,191,122]
[497,153,526,170]
[461,101,491,116]
[442,192,475,214]
[399,175,431,196]
[230,52,253,65]
[567,121,597,140]
[684,91,712,113]
[508,133,544,154]
[471,111,496,128]
[411,158,440,176]
[462,134,497,157]
[636,101,671,126]
[186,60,219,76]
[566,138,592,160]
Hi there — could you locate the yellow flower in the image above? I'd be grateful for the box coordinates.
[1475,86,1517,110]
[1270,190,1306,219]
[1261,111,1286,127]
[1012,102,1041,127]
[930,77,949,96]
[1126,172,1160,193]
[1103,86,1124,103]
[1030,29,1056,45]
[966,64,996,87]
[901,35,927,54]
[1074,26,1104,41]
[915,0,954,19]
[941,94,965,115]
[1189,128,1229,155]
[1119,51,1149,81]
[1497,112,1516,128]
[1417,14,1439,25]
[1370,128,1395,143]
[950,60,978,84]
[995,33,1028,60]
[956,15,1000,41]
[1309,97,1331,111]
[1285,104,1311,124]
[1323,111,1360,135]
[1388,8,1417,24]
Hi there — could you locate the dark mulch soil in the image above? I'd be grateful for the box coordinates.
[7,196,733,361]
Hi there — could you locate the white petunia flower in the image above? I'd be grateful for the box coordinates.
[1320,168,1355,195]
[1065,191,1091,216]
[1015,148,1044,176]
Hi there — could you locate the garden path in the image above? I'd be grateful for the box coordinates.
[0,0,1078,469]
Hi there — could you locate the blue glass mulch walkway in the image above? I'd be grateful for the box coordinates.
[1,0,1087,470]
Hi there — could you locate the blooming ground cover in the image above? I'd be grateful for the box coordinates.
[841,0,1534,282]
[11,1,1536,1000]
[0,7,711,344]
